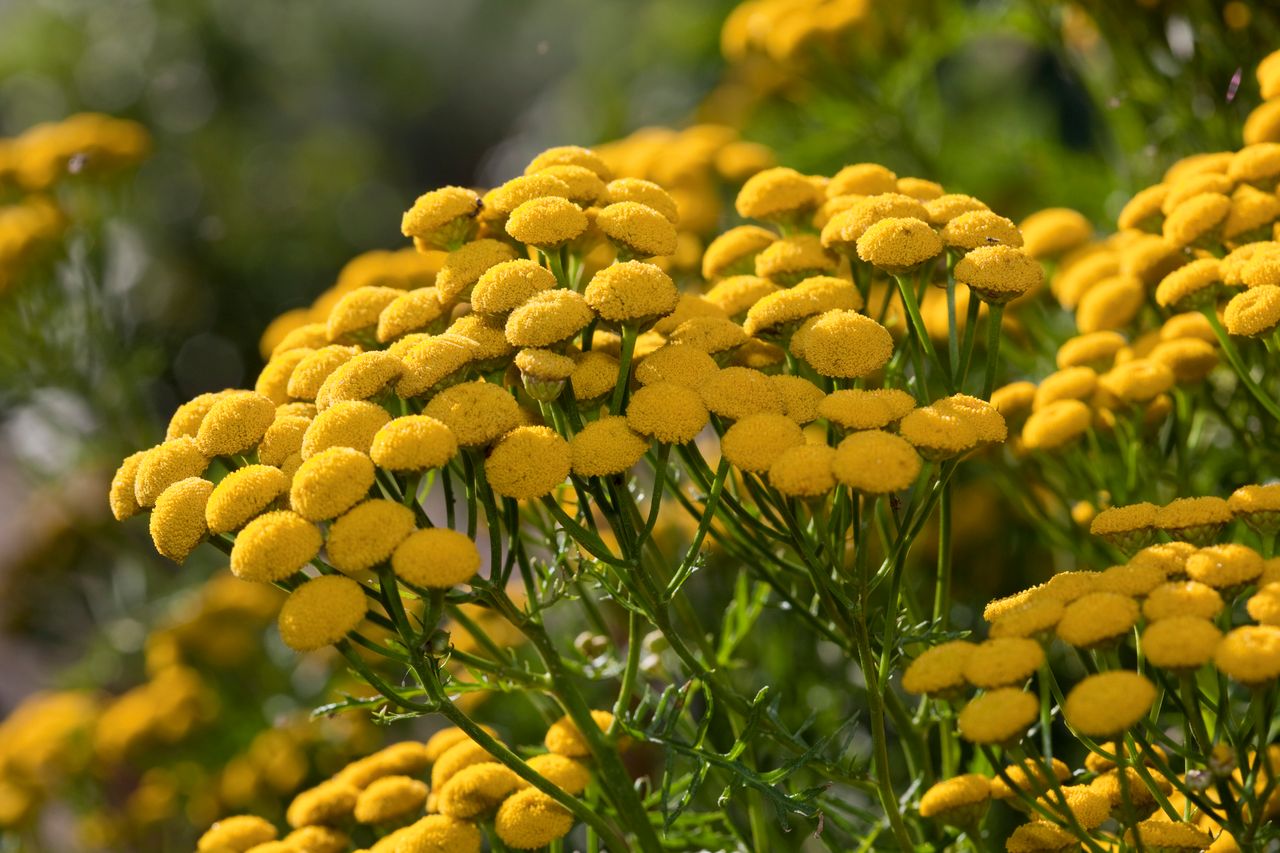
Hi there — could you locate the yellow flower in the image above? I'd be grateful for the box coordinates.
[436,239,520,301]
[1162,192,1231,247]
[720,413,804,474]
[230,510,323,582]
[734,166,821,222]
[1143,580,1224,622]
[1186,543,1263,589]
[1097,563,1165,597]
[353,775,428,824]
[526,754,591,795]
[300,400,391,459]
[315,351,403,410]
[487,173,572,216]
[626,382,709,444]
[1231,483,1280,533]
[940,209,1022,251]
[288,345,360,401]
[584,260,678,323]
[1155,257,1222,311]
[195,391,276,458]
[667,316,747,354]
[933,394,1007,444]
[957,688,1038,745]
[821,193,929,251]
[1098,359,1174,404]
[566,416,649,478]
[526,145,611,180]
[485,427,571,500]
[1020,399,1091,451]
[1020,208,1093,259]
[109,448,149,521]
[901,640,976,697]
[1248,582,1280,625]
[1229,142,1280,187]
[494,788,573,850]
[1056,591,1139,648]
[990,381,1037,421]
[989,598,1065,640]
[197,814,278,851]
[602,178,678,223]
[754,234,838,284]
[370,416,458,472]
[376,287,448,343]
[448,313,515,362]
[283,826,347,853]
[696,367,782,421]
[1215,625,1280,684]
[1089,502,1158,549]
[953,245,1042,304]
[327,286,403,342]
[401,186,481,249]
[436,764,521,818]
[1129,541,1197,576]
[396,814,482,853]
[471,260,556,316]
[1149,337,1217,384]
[423,381,523,447]
[1076,274,1144,334]
[545,710,614,758]
[326,500,417,574]
[433,740,499,789]
[1126,819,1213,851]
[743,274,860,337]
[963,638,1044,689]
[702,227,777,280]
[898,406,979,460]
[1035,366,1099,411]
[206,465,288,534]
[505,196,588,249]
[1004,823,1076,853]
[149,478,213,562]
[1156,496,1233,544]
[571,349,621,402]
[832,430,921,494]
[1141,616,1222,670]
[392,528,480,589]
[791,310,893,379]
[855,216,942,274]
[767,444,836,497]
[1063,671,1155,737]
[504,289,594,347]
[924,193,989,225]
[819,388,914,430]
[290,447,375,521]
[596,202,678,257]
[165,390,231,440]
[1224,284,1280,337]
[989,758,1070,800]
[256,348,313,405]
[828,163,898,197]
[278,576,367,653]
[918,774,990,826]
[336,741,433,788]
[1032,785,1111,830]
[396,334,479,398]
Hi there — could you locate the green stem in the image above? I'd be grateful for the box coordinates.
[1204,307,1280,422]
[981,302,1005,400]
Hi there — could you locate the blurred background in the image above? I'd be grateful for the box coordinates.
[1,0,1278,848]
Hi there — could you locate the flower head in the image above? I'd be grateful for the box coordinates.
[584,261,678,323]
[486,426,571,500]
[1225,284,1280,337]
[1020,208,1092,259]
[754,235,837,284]
[791,310,893,379]
[953,245,1042,304]
[1215,625,1280,684]
[702,227,777,279]
[401,186,481,249]
[392,528,480,589]
[436,239,520,301]
[354,775,428,824]
[1020,399,1091,451]
[301,400,391,459]
[596,202,678,257]
[767,444,836,497]
[505,196,588,248]
[278,575,367,652]
[197,815,278,852]
[1056,592,1139,649]
[626,382,709,444]
[370,415,458,472]
[376,287,448,342]
[1141,617,1222,670]
[196,391,276,457]
[918,774,990,826]
[721,413,805,473]
[1064,671,1156,737]
[832,430,921,494]
[327,286,403,342]
[901,641,976,697]
[326,500,417,574]
[963,638,1045,689]
[505,289,594,347]
[437,763,521,818]
[230,510,323,582]
[149,478,213,562]
[423,381,523,447]
[494,788,573,850]
[735,166,821,222]
[471,260,556,316]
[956,688,1038,745]
[855,217,942,274]
[290,447,375,521]
[206,465,288,534]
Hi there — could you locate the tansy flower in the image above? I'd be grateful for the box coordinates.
[989,598,1065,640]
[1053,252,1119,309]
[206,465,288,534]
[401,186,480,249]
[989,758,1070,800]
[326,286,403,342]
[397,814,482,853]
[1229,483,1280,532]
[571,349,620,401]
[702,227,777,280]
[762,443,833,497]
[918,774,990,827]
[668,316,748,353]
[743,274,860,337]
[326,500,417,574]
[286,779,361,829]
[290,447,376,521]
[197,815,278,851]
[1032,785,1111,830]
[820,193,929,251]
[1064,671,1155,737]
[149,478,213,562]
[1149,337,1217,384]
[1004,823,1076,853]
[1224,284,1280,337]
[1129,541,1197,577]
[963,638,1044,689]
[1125,821,1212,851]
[1075,274,1144,334]
[1020,208,1092,259]
[832,430,921,494]
[790,310,893,379]
[956,688,1038,745]
[109,448,149,521]
[1083,741,1168,774]
[271,322,329,358]
[395,333,479,398]
[1155,257,1223,311]
[1141,617,1221,670]
[584,260,678,323]
[195,391,275,458]
[300,400,391,459]
[720,413,804,474]
[1224,183,1280,240]
[1156,496,1233,544]
[1143,580,1224,622]
[1162,173,1234,214]
[1034,366,1099,411]
[165,390,233,440]
[485,427,571,500]
[1118,183,1169,231]
[1055,332,1126,371]
[1215,625,1280,684]
[625,383,709,444]
[1186,543,1263,589]
[940,209,1022,251]
[933,394,1007,444]
[698,367,783,421]
[828,163,897,196]
[423,381,523,447]
[651,292,728,336]
[256,348,313,405]
[855,216,941,274]
[754,235,838,284]
[1247,583,1280,625]
[1229,142,1280,187]
[336,741,433,787]
[370,415,457,472]
[432,739,499,789]
[353,775,428,824]
[278,576,367,653]
[596,202,678,257]
[1056,592,1139,649]
[1242,245,1280,287]
[494,788,573,850]
[901,640,976,697]
[487,173,573,216]
[924,193,989,225]
[1090,502,1158,551]
[897,177,945,200]
[899,406,979,460]
[1040,571,1103,603]
[526,754,591,795]
[526,145,610,179]
[735,166,821,222]
[315,351,403,410]
[230,510,323,582]
[436,764,521,818]
[448,314,516,362]
[1099,359,1174,404]
[545,710,615,758]
[392,528,480,588]
[1097,563,1165,597]
[435,239,520,301]
[820,390,897,431]
[376,287,447,343]
[471,260,556,316]
[568,416,649,478]
[602,178,678,223]
[990,381,1036,421]
[505,289,593,348]
[953,245,1042,304]
[505,196,587,249]
[1020,399,1091,451]
[1163,192,1231,247]
[288,345,360,401]
[1089,767,1171,810]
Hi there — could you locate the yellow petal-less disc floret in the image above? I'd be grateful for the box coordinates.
[376,287,447,343]
[150,477,213,562]
[918,774,991,826]
[925,193,989,226]
[436,239,520,301]
[596,201,678,257]
[505,289,594,348]
[1076,274,1144,334]
[505,196,588,249]
[326,500,417,574]
[734,166,821,222]
[898,406,979,460]
[423,381,523,447]
[568,416,649,478]
[791,310,893,379]
[1156,496,1233,544]
[1155,257,1222,311]
[197,815,278,851]
[195,391,276,457]
[301,400,391,459]
[743,274,860,337]
[940,209,1022,251]
[832,430,921,494]
[1004,823,1076,853]
[278,575,368,652]
[326,286,403,342]
[1020,399,1091,451]
[768,444,836,497]
[901,641,976,697]
[1056,592,1140,649]
[1020,208,1092,259]
[526,145,610,180]
[602,178,678,223]
[109,449,149,521]
[1141,617,1222,670]
[1229,483,1280,532]
[828,163,897,197]
[957,688,1038,745]
[702,227,776,279]
[392,528,481,589]
[436,763,521,818]
[353,775,429,825]
[488,174,573,217]
[989,758,1071,800]
[720,413,805,473]
[287,779,361,828]
[584,260,678,323]
[1186,543,1263,589]
[396,333,478,398]
[933,394,1007,444]
[315,351,403,410]
[1248,583,1280,625]
[370,415,458,472]
[256,348,313,405]
[1032,785,1111,830]
[166,391,232,440]
[1162,192,1231,247]
[229,510,322,582]
[1224,284,1280,337]
[855,216,942,274]
[953,245,1043,304]
[290,447,375,521]
[525,754,591,795]
[288,345,360,401]
[626,382,709,444]
[571,350,620,401]
[401,186,480,249]
[545,711,614,758]
[754,235,838,284]
[1125,821,1212,852]
[471,260,556,316]
[494,788,573,850]
[1143,580,1224,621]
[397,814,482,853]
[485,427,571,500]
[1090,502,1158,549]
[989,598,1066,640]
[1215,625,1280,684]
[962,638,1045,689]
[206,465,288,534]
[1063,671,1156,737]
[699,366,784,420]
[636,344,718,388]
[1056,332,1126,371]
